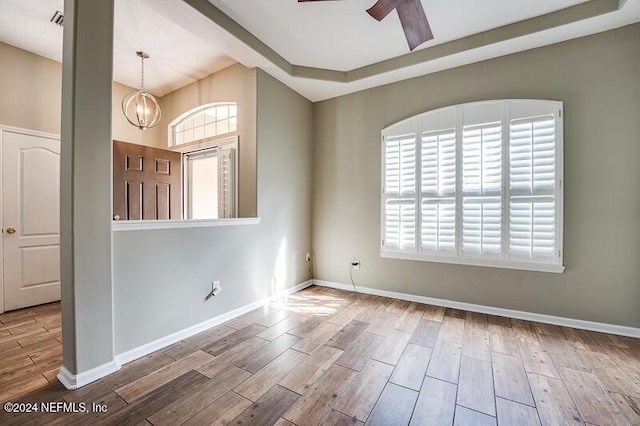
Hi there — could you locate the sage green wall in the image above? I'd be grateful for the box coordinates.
[312,24,640,328]
[113,69,312,354]
[158,63,258,218]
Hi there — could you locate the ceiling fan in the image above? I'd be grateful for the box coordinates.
[298,0,433,51]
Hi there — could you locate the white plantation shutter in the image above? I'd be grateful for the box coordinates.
[421,200,455,252]
[462,124,502,194]
[381,100,563,272]
[462,197,502,256]
[421,130,456,253]
[510,117,556,193]
[421,131,456,194]
[218,145,236,219]
[383,134,417,251]
[385,201,416,249]
[462,124,502,257]
[510,200,555,259]
[509,115,557,262]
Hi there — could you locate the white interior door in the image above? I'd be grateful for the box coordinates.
[2,129,60,312]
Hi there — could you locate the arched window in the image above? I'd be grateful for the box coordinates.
[170,103,237,146]
[381,99,564,273]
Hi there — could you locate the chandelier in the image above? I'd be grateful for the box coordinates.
[122,51,161,130]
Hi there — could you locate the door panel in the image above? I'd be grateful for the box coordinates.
[21,246,60,287]
[22,149,60,235]
[156,183,170,220]
[126,154,143,171]
[155,159,170,174]
[2,129,61,311]
[113,141,182,221]
[126,181,143,221]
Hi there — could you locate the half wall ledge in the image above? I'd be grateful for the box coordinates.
[112,218,261,232]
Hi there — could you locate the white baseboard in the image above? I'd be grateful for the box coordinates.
[115,279,314,366]
[57,280,313,390]
[57,360,121,390]
[313,279,640,338]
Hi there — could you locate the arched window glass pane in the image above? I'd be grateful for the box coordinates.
[172,103,238,146]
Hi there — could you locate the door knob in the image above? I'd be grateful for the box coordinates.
[113,215,120,221]
[5,227,16,234]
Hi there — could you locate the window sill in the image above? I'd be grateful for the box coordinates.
[381,250,565,273]
[112,217,261,232]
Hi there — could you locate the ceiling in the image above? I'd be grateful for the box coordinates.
[209,0,591,71]
[0,0,639,101]
[0,0,236,96]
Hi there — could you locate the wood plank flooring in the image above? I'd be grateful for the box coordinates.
[1,286,639,426]
[0,302,62,403]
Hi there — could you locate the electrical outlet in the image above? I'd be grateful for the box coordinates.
[351,260,360,271]
[305,253,311,262]
[206,281,222,301]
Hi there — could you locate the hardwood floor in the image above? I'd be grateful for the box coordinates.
[0,302,62,403]
[1,286,639,425]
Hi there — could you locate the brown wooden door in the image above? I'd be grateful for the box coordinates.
[113,140,182,221]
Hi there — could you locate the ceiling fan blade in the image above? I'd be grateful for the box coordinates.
[397,0,433,50]
[367,0,398,21]
[300,0,433,51]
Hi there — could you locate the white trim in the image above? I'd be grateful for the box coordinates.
[555,106,565,269]
[112,217,261,232]
[0,124,60,141]
[56,360,121,390]
[115,299,265,366]
[381,250,565,273]
[58,280,313,389]
[171,134,238,154]
[56,367,75,389]
[313,279,639,338]
[115,280,313,366]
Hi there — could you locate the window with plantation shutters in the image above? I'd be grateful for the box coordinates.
[381,100,564,273]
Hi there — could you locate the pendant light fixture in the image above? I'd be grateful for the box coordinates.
[122,51,161,130]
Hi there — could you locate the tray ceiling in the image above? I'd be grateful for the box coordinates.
[0,0,639,101]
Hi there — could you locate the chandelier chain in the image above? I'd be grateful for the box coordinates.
[140,55,145,91]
